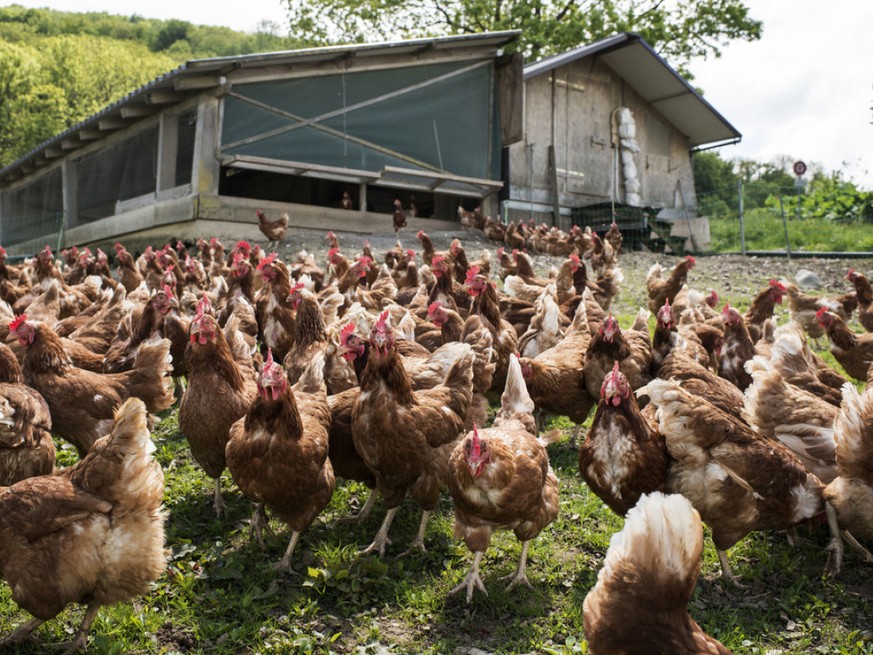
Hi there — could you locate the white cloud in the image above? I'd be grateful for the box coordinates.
[690,0,873,187]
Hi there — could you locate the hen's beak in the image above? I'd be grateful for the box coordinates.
[371,333,388,353]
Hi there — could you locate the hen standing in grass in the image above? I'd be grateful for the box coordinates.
[351,310,474,556]
[226,350,334,571]
[646,255,696,313]
[447,354,559,603]
[815,308,873,381]
[180,299,257,516]
[12,314,174,457]
[0,398,166,653]
[640,377,837,584]
[579,362,668,517]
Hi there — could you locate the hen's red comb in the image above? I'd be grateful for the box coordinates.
[328,247,340,258]
[470,424,481,459]
[685,255,696,265]
[339,322,356,345]
[427,301,442,315]
[235,240,251,252]
[256,252,278,270]
[431,254,446,264]
[569,253,580,263]
[815,306,829,319]
[375,309,390,331]
[196,294,212,317]
[769,279,786,291]
[162,284,175,298]
[264,347,275,367]
[9,314,27,332]
[290,281,305,294]
[465,265,481,285]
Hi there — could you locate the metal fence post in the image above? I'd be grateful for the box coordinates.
[738,179,745,255]
[778,195,792,259]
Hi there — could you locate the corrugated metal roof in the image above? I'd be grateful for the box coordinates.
[1,31,520,185]
[524,32,741,149]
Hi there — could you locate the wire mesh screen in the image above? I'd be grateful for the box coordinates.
[0,211,65,250]
[570,202,682,253]
[0,167,64,246]
[221,60,497,181]
[698,183,873,253]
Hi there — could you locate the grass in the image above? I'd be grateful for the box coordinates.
[2,251,873,654]
[3,405,872,655]
[708,210,873,253]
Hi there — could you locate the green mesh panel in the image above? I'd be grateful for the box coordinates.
[221,60,496,180]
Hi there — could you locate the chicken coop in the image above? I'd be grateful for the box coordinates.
[0,32,523,255]
[505,32,741,252]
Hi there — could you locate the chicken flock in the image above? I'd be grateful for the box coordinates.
[0,212,871,652]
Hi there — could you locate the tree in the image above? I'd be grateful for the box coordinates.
[151,18,190,52]
[0,35,177,167]
[283,0,762,72]
[693,150,737,215]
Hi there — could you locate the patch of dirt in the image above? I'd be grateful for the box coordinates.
[154,621,198,652]
[208,224,872,320]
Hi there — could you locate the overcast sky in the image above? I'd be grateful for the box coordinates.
[5,0,873,188]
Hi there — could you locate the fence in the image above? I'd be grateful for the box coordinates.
[697,182,873,256]
[571,202,688,254]
[0,211,66,254]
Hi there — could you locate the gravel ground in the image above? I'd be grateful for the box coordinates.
[244,224,873,322]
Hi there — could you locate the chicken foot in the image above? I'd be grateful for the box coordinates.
[0,617,44,647]
[360,506,399,557]
[400,509,431,556]
[716,548,747,588]
[501,540,533,591]
[250,502,274,547]
[450,551,487,604]
[274,531,301,572]
[55,603,100,655]
[842,530,873,563]
[338,488,378,524]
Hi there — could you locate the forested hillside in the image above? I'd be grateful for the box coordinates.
[0,4,301,168]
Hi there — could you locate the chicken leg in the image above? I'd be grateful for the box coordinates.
[250,502,274,547]
[401,509,431,555]
[61,603,100,655]
[502,540,533,591]
[360,506,399,557]
[716,548,746,588]
[0,617,44,647]
[274,531,301,572]
[212,478,225,517]
[450,551,487,604]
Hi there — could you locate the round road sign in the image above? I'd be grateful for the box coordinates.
[793,160,807,176]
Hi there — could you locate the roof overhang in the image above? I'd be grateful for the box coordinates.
[1,31,520,187]
[524,32,741,150]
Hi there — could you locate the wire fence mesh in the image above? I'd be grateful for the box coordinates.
[0,211,66,254]
[697,182,873,255]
